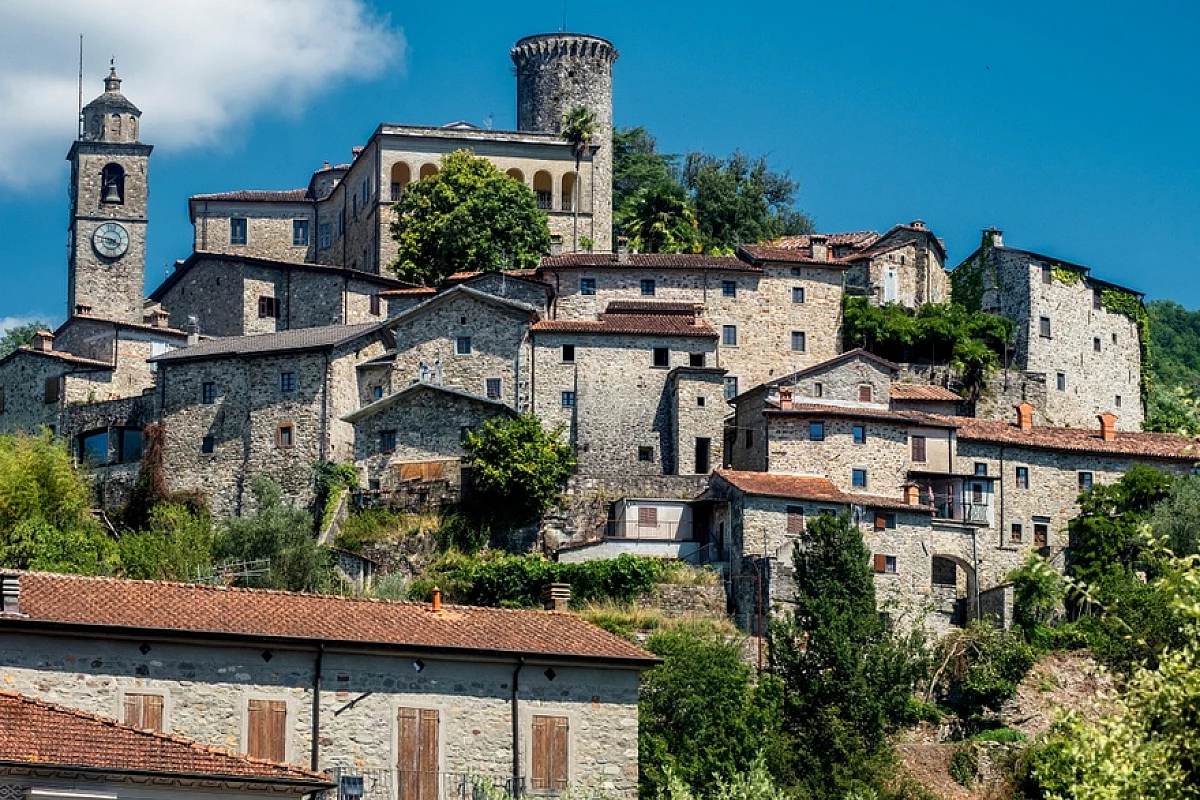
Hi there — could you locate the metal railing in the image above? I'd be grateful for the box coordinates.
[325,767,524,800]
[605,519,691,541]
[932,500,990,524]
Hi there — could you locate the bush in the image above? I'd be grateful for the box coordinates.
[336,508,438,552]
[937,623,1035,720]
[1008,553,1064,634]
[118,503,215,581]
[313,461,359,532]
[462,415,575,529]
[948,744,978,788]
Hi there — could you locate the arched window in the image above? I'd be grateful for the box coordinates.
[506,168,525,184]
[390,163,411,201]
[561,172,577,212]
[100,163,125,204]
[128,117,138,139]
[90,115,101,136]
[419,163,439,180]
[111,114,121,138]
[533,171,553,210]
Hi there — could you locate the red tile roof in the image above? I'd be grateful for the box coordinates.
[532,313,716,337]
[191,189,311,202]
[767,403,959,427]
[447,269,541,282]
[889,384,961,402]
[943,415,1200,461]
[0,690,328,784]
[737,245,851,267]
[605,300,701,314]
[378,287,438,298]
[539,253,758,271]
[772,232,879,249]
[715,470,929,512]
[1,572,656,666]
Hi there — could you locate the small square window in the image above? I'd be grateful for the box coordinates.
[1078,471,1094,491]
[370,295,382,316]
[485,378,501,400]
[580,278,596,296]
[697,396,706,407]
[640,279,656,296]
[459,316,467,325]
[884,555,897,573]
[790,267,802,277]
[276,424,295,449]
[852,468,868,488]
[874,512,896,531]
[292,219,309,247]
[813,382,823,398]
[1040,316,1052,338]
[258,296,280,319]
[637,446,654,462]
[689,352,705,367]
[809,421,825,441]
[652,347,669,368]
[1056,372,1066,391]
[722,325,737,346]
[1093,337,1102,352]
[723,377,738,400]
[380,430,396,453]
[230,217,247,245]
[791,331,806,352]
[1016,466,1030,489]
[456,336,472,355]
[1034,523,1049,548]
[1010,523,1023,544]
[201,435,215,454]
[201,382,216,405]
[852,424,866,444]
[721,280,737,297]
[561,391,576,407]
[792,287,805,304]
[974,462,988,476]
[279,372,296,393]
[562,344,575,363]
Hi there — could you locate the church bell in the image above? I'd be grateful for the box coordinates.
[102,182,122,203]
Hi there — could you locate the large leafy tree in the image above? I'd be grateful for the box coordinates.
[612,126,680,218]
[0,321,52,360]
[1068,464,1172,586]
[389,150,550,285]
[462,414,574,527]
[616,182,701,254]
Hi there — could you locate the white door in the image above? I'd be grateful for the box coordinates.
[884,269,898,303]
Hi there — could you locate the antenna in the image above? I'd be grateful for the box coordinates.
[562,0,567,31]
[77,35,84,138]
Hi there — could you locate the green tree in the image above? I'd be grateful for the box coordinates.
[462,414,575,528]
[612,126,681,217]
[682,150,812,251]
[561,106,598,250]
[1068,464,1172,586]
[118,503,215,581]
[1150,474,1200,557]
[0,321,52,360]
[617,182,701,254]
[389,150,550,285]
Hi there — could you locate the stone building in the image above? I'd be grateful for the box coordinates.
[0,570,655,799]
[953,228,1145,430]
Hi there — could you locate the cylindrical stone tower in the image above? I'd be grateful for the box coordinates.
[511,33,617,252]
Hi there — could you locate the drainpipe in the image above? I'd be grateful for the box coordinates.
[511,657,525,794]
[310,643,324,771]
[320,351,331,461]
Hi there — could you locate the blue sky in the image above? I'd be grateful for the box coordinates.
[2,0,1198,331]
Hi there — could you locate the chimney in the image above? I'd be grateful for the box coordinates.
[810,234,829,262]
[910,219,926,230]
[74,304,92,316]
[1098,412,1118,441]
[431,585,442,612]
[150,309,170,329]
[983,227,1003,248]
[903,484,921,506]
[778,385,794,410]
[549,234,563,257]
[1015,402,1034,431]
[0,573,19,615]
[541,583,571,612]
[616,236,629,264]
[31,330,54,352]
[185,315,201,347]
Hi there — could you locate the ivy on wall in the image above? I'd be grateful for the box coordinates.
[1050,263,1085,286]
[949,234,997,312]
[1101,288,1153,401]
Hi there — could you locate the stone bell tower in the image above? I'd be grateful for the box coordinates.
[66,66,152,324]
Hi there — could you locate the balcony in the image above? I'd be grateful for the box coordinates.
[325,767,524,800]
[932,499,990,525]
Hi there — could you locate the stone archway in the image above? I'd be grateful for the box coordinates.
[931,553,977,628]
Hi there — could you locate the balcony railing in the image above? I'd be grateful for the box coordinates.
[932,500,990,524]
[605,519,692,541]
[325,767,524,800]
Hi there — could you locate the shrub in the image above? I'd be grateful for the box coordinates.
[937,622,1035,719]
[462,415,575,529]
[313,461,359,532]
[118,503,215,581]
[1008,552,1064,633]
[948,744,978,788]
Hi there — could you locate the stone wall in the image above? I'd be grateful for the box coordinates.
[766,415,912,496]
[192,202,316,263]
[670,368,727,476]
[974,368,1049,424]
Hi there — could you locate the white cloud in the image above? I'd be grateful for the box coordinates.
[0,314,55,336]
[0,0,403,189]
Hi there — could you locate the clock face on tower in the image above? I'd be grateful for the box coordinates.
[92,222,130,259]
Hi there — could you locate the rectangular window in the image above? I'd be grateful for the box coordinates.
[638,506,659,527]
[1094,288,1103,310]
[1116,394,1122,408]
[201,382,216,405]
[531,715,569,792]
[0,388,5,413]
[1011,523,1024,544]
[279,372,296,393]
[380,430,396,453]
[873,554,897,573]
[337,209,345,235]
[258,296,280,318]
[370,294,382,316]
[911,435,927,462]
[230,217,247,245]
[1016,466,1030,489]
[276,424,295,449]
[697,396,705,407]
[852,468,868,488]
[792,286,806,304]
[786,505,806,535]
[78,430,109,466]
[813,382,823,398]
[1042,265,1052,285]
[397,707,440,800]
[745,429,754,448]
[1079,471,1094,491]
[974,462,988,476]
[1093,337,1102,352]
[292,219,309,247]
[1034,523,1049,548]
[456,336,472,355]
[858,384,873,403]
[791,331,806,352]
[485,378,501,400]
[652,347,669,368]
[562,344,575,363]
[43,377,60,405]
[1040,316,1052,338]
[722,325,737,346]
[318,222,331,249]
[117,428,143,463]
[853,424,866,444]
[694,438,711,474]
[721,280,737,297]
[246,699,287,763]
[201,435,215,454]
[123,693,164,732]
[723,377,738,400]
[809,421,825,442]
[640,279,656,296]
[580,278,596,296]
[560,390,576,408]
[1056,372,1067,391]
[637,446,654,462]
[874,512,897,531]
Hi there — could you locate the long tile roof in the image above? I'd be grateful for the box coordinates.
[714,470,930,512]
[539,253,758,271]
[943,415,1200,460]
[738,245,851,267]
[772,232,879,249]
[150,322,384,363]
[191,189,311,202]
[532,313,716,337]
[0,690,328,784]
[0,571,656,666]
[766,403,959,427]
[889,384,962,401]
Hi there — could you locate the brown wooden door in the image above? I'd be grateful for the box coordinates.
[398,707,439,800]
[531,715,569,791]
[247,699,287,763]
[123,693,164,731]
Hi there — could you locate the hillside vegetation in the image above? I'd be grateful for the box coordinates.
[1145,299,1200,434]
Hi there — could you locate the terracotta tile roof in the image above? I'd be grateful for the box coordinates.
[2,347,113,370]
[1,572,656,666]
[943,415,1200,461]
[767,403,958,427]
[772,232,879,249]
[737,245,851,267]
[532,313,716,337]
[605,300,701,314]
[0,690,328,784]
[447,269,541,282]
[539,253,758,271]
[889,384,961,402]
[150,323,384,363]
[378,287,438,298]
[191,189,311,202]
[714,470,929,512]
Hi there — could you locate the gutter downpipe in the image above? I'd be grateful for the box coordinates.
[310,642,324,771]
[512,657,525,795]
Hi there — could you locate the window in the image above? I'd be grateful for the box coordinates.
[372,386,383,400]
[1041,265,1052,285]
[258,296,280,318]
[808,421,825,441]
[1094,288,1103,310]
[78,430,109,466]
[972,482,984,503]
[201,381,216,405]
[531,715,569,791]
[562,344,575,363]
[456,336,472,355]
[1112,332,1118,344]
[652,347,669,368]
[689,352,705,367]
[1040,316,1052,338]
[873,554,897,574]
[858,384,873,403]
[276,423,295,449]
[279,372,296,393]
[790,267,802,276]
[43,377,60,405]
[580,278,596,296]
[397,707,440,800]
[1116,394,1122,408]
[246,699,287,763]
[694,438,711,473]
[874,512,897,531]
[370,294,382,316]
[638,507,658,527]
[974,462,988,476]
[485,378,501,400]
[318,222,331,249]
[561,390,576,407]
[201,436,215,454]
[0,388,5,413]
[723,377,738,400]
[1079,471,1094,491]
[117,428,143,463]
[697,396,706,407]
[1034,523,1049,548]
[292,219,309,247]
[337,209,345,235]
[722,325,737,346]
[791,331,806,352]
[380,430,396,453]
[123,693,164,732]
[637,446,654,462]
[792,287,806,304]
[786,505,805,535]
[640,279,656,296]
[813,382,823,398]
[721,280,737,297]
[853,424,866,445]
[1056,372,1067,391]
[911,435,927,462]
[1016,466,1030,489]
[1011,524,1024,544]
[745,429,754,448]
[852,468,868,488]
[230,217,247,245]
[100,163,125,204]
[1093,337,1102,352]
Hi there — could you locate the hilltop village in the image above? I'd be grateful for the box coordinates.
[0,30,1193,646]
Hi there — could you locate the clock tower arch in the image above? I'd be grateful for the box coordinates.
[66,66,152,324]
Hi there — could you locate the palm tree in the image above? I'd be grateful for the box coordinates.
[560,106,597,252]
[617,183,701,254]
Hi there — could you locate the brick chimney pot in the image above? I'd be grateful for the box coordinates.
[1015,402,1034,431]
[1098,412,1118,441]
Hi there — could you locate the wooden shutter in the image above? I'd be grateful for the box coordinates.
[637,506,658,528]
[911,435,926,462]
[786,506,805,536]
[873,553,887,573]
[531,715,569,791]
[43,377,59,404]
[398,707,439,800]
[858,384,872,403]
[123,693,164,731]
[247,699,287,763]
[874,513,887,531]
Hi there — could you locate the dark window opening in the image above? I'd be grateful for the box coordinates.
[580,278,596,296]
[694,437,711,474]
[201,382,216,405]
[456,336,472,355]
[652,347,669,368]
[100,163,125,204]
[230,217,247,245]
[637,446,654,462]
[562,344,575,363]
[640,279,656,296]
[380,430,396,453]
[279,372,296,393]
[485,378,502,400]
[201,436,215,454]
[721,280,736,297]
[689,352,705,367]
[258,296,280,318]
[561,391,576,407]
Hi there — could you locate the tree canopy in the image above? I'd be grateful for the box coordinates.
[1068,464,1172,586]
[0,321,52,360]
[462,414,575,528]
[388,150,550,285]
